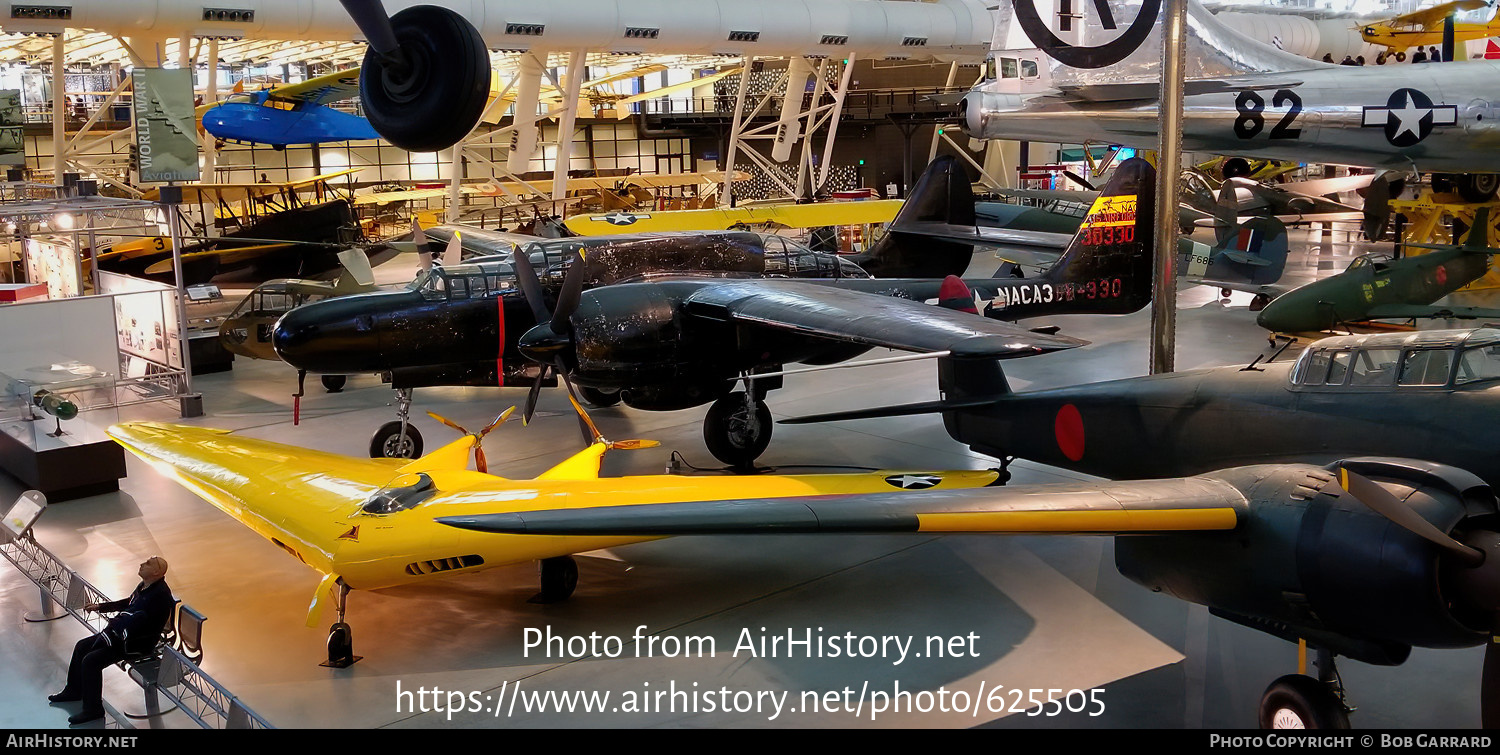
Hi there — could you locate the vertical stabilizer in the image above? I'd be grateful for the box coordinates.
[852,155,977,278]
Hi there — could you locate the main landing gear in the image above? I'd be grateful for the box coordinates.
[530,556,578,604]
[321,580,362,668]
[703,380,773,469]
[1258,647,1351,729]
[369,388,424,459]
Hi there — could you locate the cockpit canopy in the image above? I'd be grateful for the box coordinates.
[1346,253,1393,273]
[1291,328,1500,389]
[409,260,518,302]
[408,230,869,298]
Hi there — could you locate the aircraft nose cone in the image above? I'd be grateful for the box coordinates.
[270,308,322,366]
[270,299,384,373]
[1254,299,1295,334]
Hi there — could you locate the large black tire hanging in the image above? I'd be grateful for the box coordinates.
[359,5,490,153]
[321,374,348,393]
[369,420,424,459]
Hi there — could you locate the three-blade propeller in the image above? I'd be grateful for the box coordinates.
[427,407,513,473]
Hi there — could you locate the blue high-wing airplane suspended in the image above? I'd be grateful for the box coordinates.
[202,68,379,148]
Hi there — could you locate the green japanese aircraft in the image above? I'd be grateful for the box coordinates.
[770,326,1500,728]
[1255,209,1500,334]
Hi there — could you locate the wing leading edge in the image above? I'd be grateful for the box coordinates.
[436,475,1244,536]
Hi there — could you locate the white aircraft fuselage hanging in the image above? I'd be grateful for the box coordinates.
[963,0,1500,174]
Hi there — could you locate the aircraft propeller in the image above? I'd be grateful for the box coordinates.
[1212,178,1241,245]
[1336,465,1500,726]
[413,219,433,270]
[426,407,513,474]
[1362,174,1395,242]
[511,248,595,443]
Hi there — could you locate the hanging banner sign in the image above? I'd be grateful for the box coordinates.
[131,68,200,183]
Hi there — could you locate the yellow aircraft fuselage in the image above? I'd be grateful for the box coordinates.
[1360,19,1500,52]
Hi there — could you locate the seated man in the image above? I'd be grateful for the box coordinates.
[49,556,174,725]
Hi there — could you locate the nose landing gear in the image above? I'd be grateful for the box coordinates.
[369,388,424,458]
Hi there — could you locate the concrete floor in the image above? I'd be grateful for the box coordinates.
[0,237,1489,729]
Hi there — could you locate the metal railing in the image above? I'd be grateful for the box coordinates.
[637,85,968,120]
[0,529,273,729]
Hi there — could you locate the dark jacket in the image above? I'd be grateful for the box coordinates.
[98,580,173,654]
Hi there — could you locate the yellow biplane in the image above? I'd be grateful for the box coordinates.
[1359,0,1497,53]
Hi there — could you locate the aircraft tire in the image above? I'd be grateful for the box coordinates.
[359,5,489,153]
[1221,157,1252,180]
[534,556,578,603]
[577,386,621,407]
[326,622,355,667]
[321,374,347,393]
[1457,174,1499,203]
[369,421,423,459]
[1258,675,1350,730]
[703,392,772,468]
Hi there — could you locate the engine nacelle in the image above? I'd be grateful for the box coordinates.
[569,284,735,391]
[1116,459,1496,665]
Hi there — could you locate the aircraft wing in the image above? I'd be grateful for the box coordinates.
[1388,0,1489,29]
[896,220,1074,251]
[262,68,362,106]
[1278,174,1376,197]
[992,187,1099,204]
[564,200,903,234]
[105,422,408,573]
[677,279,1088,356]
[1365,304,1500,321]
[1057,76,1306,103]
[435,475,1244,536]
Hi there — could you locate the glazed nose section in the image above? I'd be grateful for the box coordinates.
[272,300,380,373]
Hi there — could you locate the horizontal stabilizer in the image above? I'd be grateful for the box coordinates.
[1218,251,1273,267]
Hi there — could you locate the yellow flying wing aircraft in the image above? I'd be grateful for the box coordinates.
[107,401,1243,668]
[106,405,1013,665]
[1358,0,1497,52]
[564,199,905,235]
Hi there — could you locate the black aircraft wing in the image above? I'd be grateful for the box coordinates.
[436,474,1246,536]
[676,279,1087,356]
